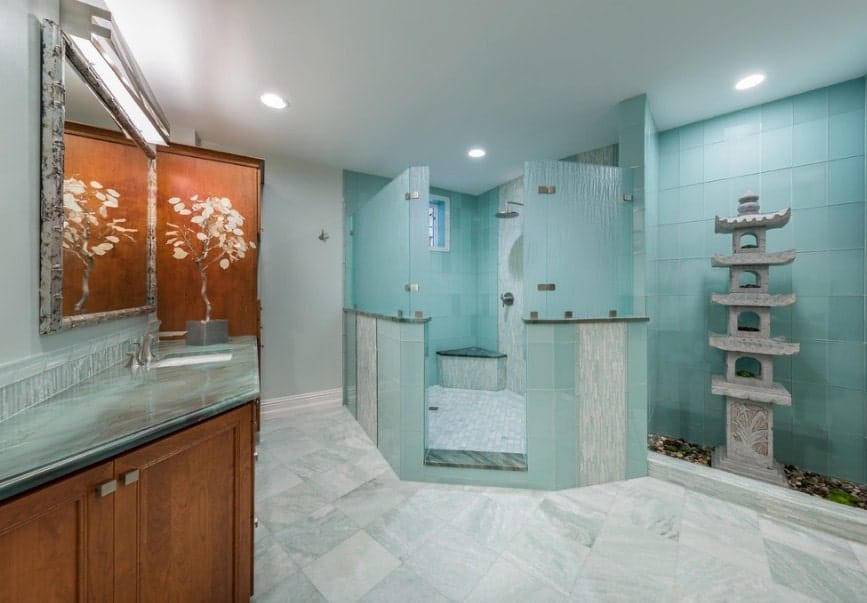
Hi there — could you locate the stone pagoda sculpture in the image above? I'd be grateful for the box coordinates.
[709,192,799,485]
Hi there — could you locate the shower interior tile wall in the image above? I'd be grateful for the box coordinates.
[497,178,526,395]
[647,77,867,484]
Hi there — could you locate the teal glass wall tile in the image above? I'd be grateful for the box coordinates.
[828,435,867,483]
[660,152,680,190]
[525,389,555,439]
[828,296,864,342]
[761,127,793,171]
[658,129,680,156]
[829,249,864,296]
[761,98,794,131]
[829,110,864,160]
[828,156,865,205]
[828,203,865,249]
[829,77,865,115]
[791,163,828,209]
[792,251,831,296]
[678,184,705,223]
[526,342,554,389]
[793,88,829,123]
[827,386,866,437]
[703,142,727,182]
[792,118,829,166]
[760,168,792,208]
[792,207,829,252]
[679,123,704,150]
[792,340,829,385]
[679,147,704,186]
[827,341,866,390]
[728,134,761,177]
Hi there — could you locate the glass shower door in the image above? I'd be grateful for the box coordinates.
[523,160,627,318]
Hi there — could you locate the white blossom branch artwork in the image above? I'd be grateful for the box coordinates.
[62,177,138,313]
[165,194,256,322]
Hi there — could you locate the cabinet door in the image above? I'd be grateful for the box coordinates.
[156,146,262,336]
[114,404,254,602]
[0,462,115,603]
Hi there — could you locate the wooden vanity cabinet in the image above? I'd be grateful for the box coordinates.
[0,402,254,603]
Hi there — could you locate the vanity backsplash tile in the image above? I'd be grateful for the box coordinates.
[0,324,143,422]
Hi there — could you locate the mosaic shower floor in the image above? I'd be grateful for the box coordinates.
[254,403,867,602]
[425,385,525,453]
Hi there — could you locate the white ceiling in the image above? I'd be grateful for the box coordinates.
[107,0,867,195]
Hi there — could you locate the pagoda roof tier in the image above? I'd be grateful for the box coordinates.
[712,375,791,406]
[711,249,796,267]
[715,208,791,232]
[709,334,800,356]
[711,292,796,307]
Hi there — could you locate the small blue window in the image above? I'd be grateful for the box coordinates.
[428,195,450,251]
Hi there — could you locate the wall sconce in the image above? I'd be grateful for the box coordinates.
[60,0,169,147]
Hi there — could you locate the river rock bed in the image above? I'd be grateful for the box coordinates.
[648,433,867,510]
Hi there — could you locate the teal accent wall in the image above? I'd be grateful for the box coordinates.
[647,78,867,483]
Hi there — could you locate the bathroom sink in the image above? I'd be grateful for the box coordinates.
[151,349,232,368]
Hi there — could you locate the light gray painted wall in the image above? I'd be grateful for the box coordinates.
[259,154,344,398]
[0,0,148,368]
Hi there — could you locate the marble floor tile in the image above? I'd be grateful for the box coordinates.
[290,449,352,479]
[357,565,451,603]
[255,404,867,603]
[303,531,400,603]
[257,480,330,530]
[590,523,679,584]
[465,557,567,603]
[333,475,409,527]
[255,461,302,502]
[404,486,483,522]
[573,553,676,602]
[760,516,863,570]
[765,539,867,602]
[404,525,499,601]
[450,490,539,552]
[254,539,298,596]
[536,492,607,547]
[272,504,360,567]
[365,498,443,559]
[252,570,326,603]
[674,543,774,602]
[502,512,591,594]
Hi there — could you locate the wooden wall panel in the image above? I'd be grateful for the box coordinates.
[156,146,262,336]
[62,124,149,316]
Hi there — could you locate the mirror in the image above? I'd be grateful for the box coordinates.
[40,20,156,333]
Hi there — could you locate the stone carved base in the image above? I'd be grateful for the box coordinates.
[713,397,787,486]
[713,445,787,486]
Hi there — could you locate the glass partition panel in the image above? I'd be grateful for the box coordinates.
[524,160,627,318]
[407,166,431,321]
[350,168,412,316]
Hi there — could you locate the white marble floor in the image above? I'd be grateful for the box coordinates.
[426,386,525,453]
[254,403,867,602]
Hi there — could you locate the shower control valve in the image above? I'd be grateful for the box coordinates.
[500,292,515,307]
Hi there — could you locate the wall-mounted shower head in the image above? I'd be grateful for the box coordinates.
[495,201,523,218]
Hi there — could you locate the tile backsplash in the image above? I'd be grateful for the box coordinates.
[0,324,144,422]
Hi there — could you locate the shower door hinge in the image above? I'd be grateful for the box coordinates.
[405,191,420,200]
[538,185,556,194]
[537,283,556,291]
[404,283,419,292]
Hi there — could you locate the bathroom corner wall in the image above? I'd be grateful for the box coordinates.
[648,77,867,483]
[497,177,526,395]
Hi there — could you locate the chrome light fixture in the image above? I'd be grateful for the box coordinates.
[60,0,170,147]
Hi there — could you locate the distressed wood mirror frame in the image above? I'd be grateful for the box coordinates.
[40,20,156,333]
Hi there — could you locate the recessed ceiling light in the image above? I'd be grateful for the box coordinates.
[468,148,486,158]
[734,73,766,91]
[260,92,288,109]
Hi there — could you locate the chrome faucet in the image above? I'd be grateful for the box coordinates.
[138,332,156,366]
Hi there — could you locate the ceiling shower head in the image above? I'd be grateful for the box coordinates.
[495,201,523,218]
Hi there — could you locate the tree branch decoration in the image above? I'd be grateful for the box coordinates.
[62,177,138,313]
[165,195,256,322]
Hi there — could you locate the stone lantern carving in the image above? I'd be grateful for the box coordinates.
[709,192,799,485]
